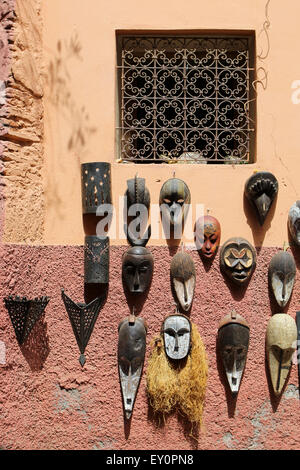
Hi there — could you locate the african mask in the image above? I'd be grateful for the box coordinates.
[266,313,297,396]
[81,162,112,214]
[245,171,278,226]
[118,316,147,419]
[288,201,300,246]
[217,311,250,396]
[162,315,191,360]
[268,251,296,308]
[122,246,154,294]
[159,178,191,228]
[220,237,256,285]
[195,215,221,258]
[170,251,195,311]
[125,175,151,246]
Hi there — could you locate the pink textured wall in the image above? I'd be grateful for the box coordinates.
[0,245,300,450]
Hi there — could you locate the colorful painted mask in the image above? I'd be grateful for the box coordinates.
[220,237,256,285]
[288,201,300,246]
[162,315,191,360]
[268,251,296,308]
[118,316,147,419]
[195,215,221,258]
[159,178,191,228]
[122,246,154,294]
[244,171,278,225]
[170,251,196,311]
[218,311,250,396]
[266,314,297,396]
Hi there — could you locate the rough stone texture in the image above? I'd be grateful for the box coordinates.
[0,0,44,244]
[0,244,300,450]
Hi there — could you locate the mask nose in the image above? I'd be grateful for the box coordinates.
[170,203,181,224]
[133,270,140,291]
[281,278,286,301]
[174,334,179,352]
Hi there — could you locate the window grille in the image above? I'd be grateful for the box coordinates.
[116,34,255,163]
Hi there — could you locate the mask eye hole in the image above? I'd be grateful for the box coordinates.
[177,199,184,204]
[163,198,171,204]
[125,265,135,274]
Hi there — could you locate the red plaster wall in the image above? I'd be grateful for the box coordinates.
[0,244,300,450]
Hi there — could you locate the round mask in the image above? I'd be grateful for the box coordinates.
[268,251,296,308]
[220,237,256,285]
[288,201,300,246]
[195,215,221,258]
[218,311,250,395]
[162,315,191,360]
[159,178,191,228]
[170,252,196,311]
[122,246,154,294]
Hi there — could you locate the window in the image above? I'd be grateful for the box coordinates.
[116,33,256,164]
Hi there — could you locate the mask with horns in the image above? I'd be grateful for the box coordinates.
[170,251,196,311]
[268,251,296,308]
[244,171,278,226]
[220,237,256,285]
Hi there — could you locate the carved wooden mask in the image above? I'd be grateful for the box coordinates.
[245,171,278,225]
[218,311,250,395]
[159,178,191,228]
[122,246,154,294]
[268,251,296,308]
[220,237,256,285]
[195,215,221,258]
[162,315,191,360]
[288,201,300,246]
[266,314,297,396]
[118,316,147,419]
[170,252,196,311]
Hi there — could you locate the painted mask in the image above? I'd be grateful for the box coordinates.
[170,251,196,311]
[195,215,221,258]
[266,313,297,396]
[118,316,147,419]
[159,178,191,228]
[217,311,250,396]
[245,171,278,225]
[268,251,296,308]
[220,237,256,285]
[162,315,191,360]
[288,201,300,246]
[122,246,154,294]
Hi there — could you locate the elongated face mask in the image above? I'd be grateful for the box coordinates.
[195,215,221,258]
[159,178,191,228]
[122,246,154,294]
[268,251,296,308]
[245,171,278,225]
[266,314,297,396]
[170,252,195,311]
[218,311,250,395]
[288,201,300,246]
[118,317,147,419]
[162,315,191,360]
[220,237,256,285]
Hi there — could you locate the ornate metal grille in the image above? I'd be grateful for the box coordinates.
[117,35,255,163]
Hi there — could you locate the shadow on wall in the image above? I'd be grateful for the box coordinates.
[44,34,97,216]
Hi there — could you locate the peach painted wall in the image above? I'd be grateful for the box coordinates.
[41,0,300,247]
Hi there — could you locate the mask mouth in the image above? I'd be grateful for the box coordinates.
[232,272,248,281]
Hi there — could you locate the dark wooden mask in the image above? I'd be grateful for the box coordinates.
[118,316,147,419]
[288,201,300,246]
[245,171,278,225]
[122,246,154,294]
[162,314,191,360]
[220,237,256,285]
[266,313,297,396]
[125,175,151,246]
[268,251,296,308]
[159,178,191,228]
[218,311,250,395]
[170,252,195,311]
[195,215,221,258]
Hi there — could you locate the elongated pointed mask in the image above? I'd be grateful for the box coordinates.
[218,311,250,396]
[288,201,300,246]
[159,178,191,228]
[220,237,256,285]
[118,316,147,419]
[268,251,296,308]
[162,315,191,360]
[245,172,278,225]
[266,314,297,396]
[170,252,195,311]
